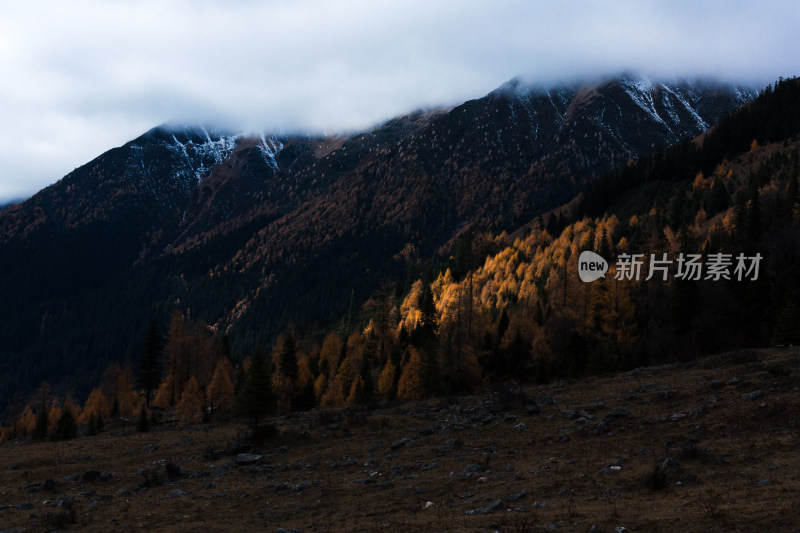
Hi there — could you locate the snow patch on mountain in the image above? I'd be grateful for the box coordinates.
[258,134,284,170]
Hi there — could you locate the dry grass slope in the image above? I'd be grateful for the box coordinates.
[2,347,800,532]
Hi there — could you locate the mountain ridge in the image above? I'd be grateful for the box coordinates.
[0,73,758,409]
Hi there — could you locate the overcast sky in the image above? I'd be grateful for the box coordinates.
[0,0,797,202]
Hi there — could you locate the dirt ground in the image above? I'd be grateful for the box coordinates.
[2,347,800,532]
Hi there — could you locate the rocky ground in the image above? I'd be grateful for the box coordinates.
[2,348,800,532]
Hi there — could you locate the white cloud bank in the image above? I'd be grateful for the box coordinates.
[0,0,798,201]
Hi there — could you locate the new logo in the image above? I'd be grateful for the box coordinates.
[578,251,609,282]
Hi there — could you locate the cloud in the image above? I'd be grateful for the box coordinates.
[0,0,798,201]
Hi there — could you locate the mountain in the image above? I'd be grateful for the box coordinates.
[0,74,756,410]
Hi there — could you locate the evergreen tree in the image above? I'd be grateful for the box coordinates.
[32,409,48,441]
[138,320,163,408]
[278,333,298,383]
[52,409,77,441]
[86,414,98,437]
[234,346,274,432]
[32,382,50,441]
[136,405,150,433]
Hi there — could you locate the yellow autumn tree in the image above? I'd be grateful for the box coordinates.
[47,399,62,435]
[178,376,203,424]
[320,374,346,408]
[346,375,365,405]
[377,357,396,400]
[206,358,235,413]
[81,387,110,423]
[152,373,174,409]
[18,405,36,436]
[397,347,425,400]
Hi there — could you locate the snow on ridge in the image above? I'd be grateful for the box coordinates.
[258,134,284,170]
[166,132,240,184]
[661,84,709,131]
[620,77,668,128]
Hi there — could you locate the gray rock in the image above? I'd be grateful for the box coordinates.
[420,463,438,471]
[276,529,304,533]
[234,454,263,466]
[508,489,530,502]
[390,438,408,450]
[742,390,764,401]
[82,470,101,482]
[662,458,679,471]
[563,409,578,419]
[463,464,484,474]
[670,413,687,421]
[293,481,311,492]
[466,499,503,515]
[163,489,188,499]
[49,496,74,509]
[514,423,526,432]
[61,474,79,482]
[17,502,34,510]
[117,488,132,497]
[579,410,594,420]
[757,479,770,487]
[525,403,542,414]
[540,395,555,405]
[604,409,630,422]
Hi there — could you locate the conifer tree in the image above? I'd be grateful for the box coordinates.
[138,320,163,408]
[234,346,274,432]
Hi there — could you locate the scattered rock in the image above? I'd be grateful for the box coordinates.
[234,454,263,466]
[163,489,188,499]
[670,413,687,421]
[228,442,253,455]
[82,470,101,482]
[61,474,79,482]
[390,438,408,450]
[466,499,503,515]
[421,463,438,471]
[757,479,770,487]
[117,488,132,497]
[514,423,526,432]
[204,449,226,461]
[563,409,578,419]
[146,443,160,453]
[508,489,530,502]
[293,481,312,492]
[17,502,34,510]
[742,390,764,401]
[662,458,679,471]
[525,403,542,414]
[604,409,630,422]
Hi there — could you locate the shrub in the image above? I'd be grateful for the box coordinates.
[644,462,668,491]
